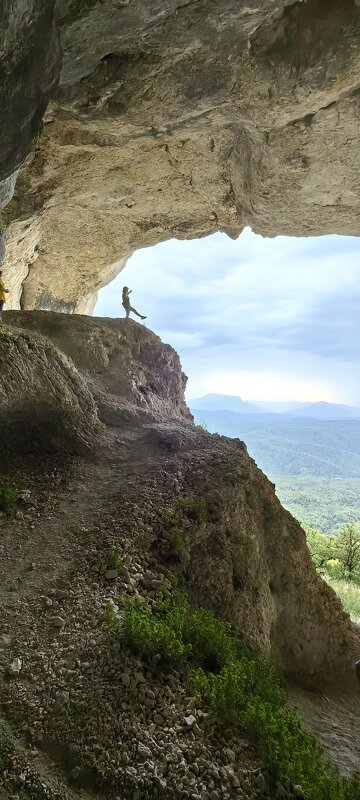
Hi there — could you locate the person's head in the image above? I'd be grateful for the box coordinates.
[123,286,129,290]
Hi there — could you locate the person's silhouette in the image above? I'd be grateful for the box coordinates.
[122,286,146,320]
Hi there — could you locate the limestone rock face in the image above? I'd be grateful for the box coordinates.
[168,445,358,678]
[0,0,60,265]
[1,0,360,310]
[4,310,192,424]
[0,323,97,455]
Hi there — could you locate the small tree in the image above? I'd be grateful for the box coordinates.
[305,526,337,574]
[335,523,360,582]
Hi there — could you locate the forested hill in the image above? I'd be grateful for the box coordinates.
[189,408,360,533]
[189,409,360,478]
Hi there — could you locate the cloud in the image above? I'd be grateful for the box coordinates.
[95,228,360,404]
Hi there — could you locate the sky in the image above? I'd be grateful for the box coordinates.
[94,228,360,405]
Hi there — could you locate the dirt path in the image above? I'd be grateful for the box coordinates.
[0,424,173,797]
[0,424,158,605]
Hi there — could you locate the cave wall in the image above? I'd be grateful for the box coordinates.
[0,0,359,311]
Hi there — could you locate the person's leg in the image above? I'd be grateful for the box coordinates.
[0,300,3,323]
[129,305,146,320]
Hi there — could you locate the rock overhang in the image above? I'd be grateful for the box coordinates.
[0,0,359,312]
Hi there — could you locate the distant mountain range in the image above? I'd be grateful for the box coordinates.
[189,394,360,420]
[188,396,360,479]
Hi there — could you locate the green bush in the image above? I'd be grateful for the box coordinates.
[122,595,187,661]
[177,496,207,522]
[106,547,124,571]
[120,588,360,800]
[20,332,37,350]
[32,121,44,144]
[0,327,16,345]
[162,508,176,526]
[94,420,105,432]
[169,530,183,557]
[0,327,36,351]
[0,483,20,515]
[103,603,118,636]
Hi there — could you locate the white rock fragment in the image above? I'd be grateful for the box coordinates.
[9,657,22,675]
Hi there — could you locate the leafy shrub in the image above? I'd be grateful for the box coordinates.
[177,496,207,523]
[106,547,124,571]
[306,523,360,582]
[32,122,44,144]
[0,327,37,351]
[20,332,37,350]
[103,603,118,636]
[122,596,187,661]
[169,530,183,558]
[120,587,360,800]
[0,483,20,515]
[162,508,176,526]
[305,523,360,622]
[94,420,105,432]
[325,558,345,580]
[0,327,16,345]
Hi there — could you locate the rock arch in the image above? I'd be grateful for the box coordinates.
[1,0,359,311]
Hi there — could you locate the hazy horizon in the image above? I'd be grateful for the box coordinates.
[187,392,360,408]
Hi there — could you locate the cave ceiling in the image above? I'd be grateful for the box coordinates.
[0,0,359,312]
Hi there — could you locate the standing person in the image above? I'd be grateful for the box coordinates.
[0,270,9,323]
[122,286,147,320]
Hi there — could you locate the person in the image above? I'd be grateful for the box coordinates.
[122,286,146,320]
[0,269,9,323]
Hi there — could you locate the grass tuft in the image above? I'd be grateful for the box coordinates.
[0,483,20,515]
